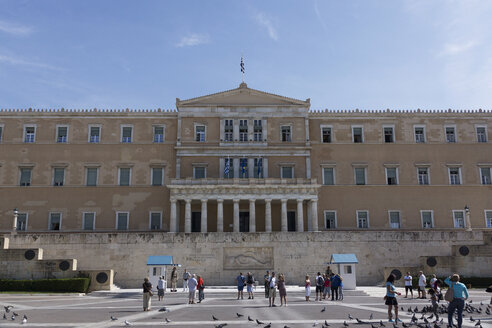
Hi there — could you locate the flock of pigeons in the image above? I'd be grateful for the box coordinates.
[3,305,28,324]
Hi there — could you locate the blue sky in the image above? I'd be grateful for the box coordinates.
[0,0,491,110]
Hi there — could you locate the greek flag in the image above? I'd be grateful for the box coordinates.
[240,57,245,73]
[241,158,246,175]
[224,158,230,177]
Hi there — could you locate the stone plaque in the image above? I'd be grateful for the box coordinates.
[223,247,273,270]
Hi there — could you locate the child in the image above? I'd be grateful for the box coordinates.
[323,274,331,300]
[428,288,439,321]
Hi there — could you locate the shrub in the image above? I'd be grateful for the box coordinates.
[0,278,89,293]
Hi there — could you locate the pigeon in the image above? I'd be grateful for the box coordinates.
[475,320,481,326]
[284,326,291,328]
[257,319,264,324]
[344,321,349,327]
[159,307,169,312]
[424,318,429,324]
[380,320,386,327]
[349,314,354,320]
[313,323,319,327]
[237,313,244,318]
[3,313,6,320]
[11,314,15,321]
[469,300,473,303]
[4,306,13,313]
[264,324,272,328]
[470,317,475,322]
[213,315,219,321]
[393,322,398,328]
[22,316,27,324]
[402,323,410,328]
[401,307,404,311]
[372,324,378,328]
[216,324,228,328]
[433,324,440,328]
[325,320,330,326]
[321,307,326,312]
[124,320,131,326]
[370,313,374,320]
[165,318,172,323]
[356,318,363,324]
[248,316,254,322]
[110,316,117,321]
[414,307,419,313]
[427,314,434,320]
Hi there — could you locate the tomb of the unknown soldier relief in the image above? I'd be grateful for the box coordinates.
[1,82,491,289]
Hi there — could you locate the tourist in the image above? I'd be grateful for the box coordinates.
[142,277,153,311]
[430,274,437,288]
[268,272,277,307]
[315,272,324,301]
[305,275,311,301]
[435,279,442,301]
[187,274,198,304]
[246,272,255,299]
[197,275,205,303]
[170,267,178,292]
[428,287,439,321]
[278,273,287,306]
[403,272,413,298]
[418,271,427,299]
[385,273,401,323]
[183,268,190,292]
[337,273,344,300]
[445,274,469,328]
[330,273,340,301]
[157,276,165,301]
[323,274,331,300]
[264,270,271,299]
[236,272,246,300]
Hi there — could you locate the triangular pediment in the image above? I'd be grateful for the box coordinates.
[177,83,309,108]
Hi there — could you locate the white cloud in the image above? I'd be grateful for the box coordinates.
[0,20,32,36]
[0,54,60,70]
[255,12,278,41]
[439,40,478,56]
[176,33,210,47]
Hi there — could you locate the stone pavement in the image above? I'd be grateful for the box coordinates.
[0,287,490,328]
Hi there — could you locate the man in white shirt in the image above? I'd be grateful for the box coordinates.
[268,272,277,307]
[183,269,190,292]
[418,271,427,299]
[187,274,198,304]
[403,272,413,298]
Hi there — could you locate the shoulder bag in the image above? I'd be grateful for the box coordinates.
[444,283,454,302]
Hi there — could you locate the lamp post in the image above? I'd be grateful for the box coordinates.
[464,205,472,232]
[12,208,19,234]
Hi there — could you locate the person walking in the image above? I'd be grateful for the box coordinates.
[404,272,413,298]
[330,273,340,301]
[187,274,198,304]
[142,277,153,311]
[278,273,287,306]
[157,276,165,301]
[268,272,277,307]
[197,275,205,303]
[170,267,178,292]
[246,272,255,299]
[445,274,469,328]
[183,269,191,292]
[264,270,271,299]
[315,272,324,301]
[305,275,311,301]
[385,273,402,323]
[418,271,427,299]
[236,272,246,300]
[337,273,344,300]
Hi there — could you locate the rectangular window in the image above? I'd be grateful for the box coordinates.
[418,167,429,185]
[383,126,394,143]
[386,167,398,185]
[322,127,332,143]
[254,158,263,178]
[151,167,163,186]
[53,168,65,186]
[239,120,248,142]
[89,126,100,143]
[0,126,3,143]
[281,166,293,179]
[357,211,369,228]
[224,120,233,142]
[17,213,27,231]
[281,125,291,142]
[253,120,262,142]
[449,167,461,185]
[354,167,366,185]
[352,126,363,143]
[445,126,456,143]
[421,211,434,228]
[119,168,131,186]
[453,210,465,228]
[83,212,95,231]
[323,167,335,185]
[116,212,129,230]
[195,125,205,142]
[485,211,492,228]
[239,158,248,178]
[149,212,162,230]
[476,126,487,143]
[24,126,36,143]
[194,166,206,179]
[324,211,337,229]
[389,211,401,229]
[414,126,426,143]
[224,158,234,178]
[153,126,164,143]
[49,213,61,231]
[19,168,32,186]
[56,126,68,143]
[121,126,132,143]
[86,168,98,186]
[481,167,492,185]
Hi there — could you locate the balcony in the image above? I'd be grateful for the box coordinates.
[170,177,318,186]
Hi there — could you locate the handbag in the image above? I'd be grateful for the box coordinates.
[148,290,153,297]
[444,284,454,302]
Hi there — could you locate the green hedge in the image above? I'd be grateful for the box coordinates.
[410,276,491,288]
[0,278,90,293]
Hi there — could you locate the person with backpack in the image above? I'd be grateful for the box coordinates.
[330,273,341,300]
[246,272,255,299]
[315,272,324,301]
[444,274,469,328]
[236,272,246,300]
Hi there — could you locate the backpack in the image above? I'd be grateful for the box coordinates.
[317,276,324,286]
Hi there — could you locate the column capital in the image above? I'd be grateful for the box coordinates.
[297,199,303,204]
[170,198,177,203]
[265,198,272,203]
[281,198,288,203]
[217,199,224,203]
[185,199,191,204]
[233,199,240,203]
[249,199,256,203]
[201,199,208,203]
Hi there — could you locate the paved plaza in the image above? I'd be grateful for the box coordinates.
[0,287,490,328]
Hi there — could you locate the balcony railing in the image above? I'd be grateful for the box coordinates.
[170,177,318,186]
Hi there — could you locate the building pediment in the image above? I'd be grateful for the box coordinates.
[177,82,310,108]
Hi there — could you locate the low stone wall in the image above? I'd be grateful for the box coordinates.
[3,230,489,288]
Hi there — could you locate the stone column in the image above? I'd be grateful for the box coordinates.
[297,199,304,232]
[217,199,224,232]
[233,199,240,232]
[184,199,191,233]
[265,199,272,232]
[201,199,208,233]
[307,201,312,231]
[306,157,311,179]
[170,199,177,232]
[281,199,288,232]
[311,199,319,232]
[249,199,256,232]
[233,158,239,178]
